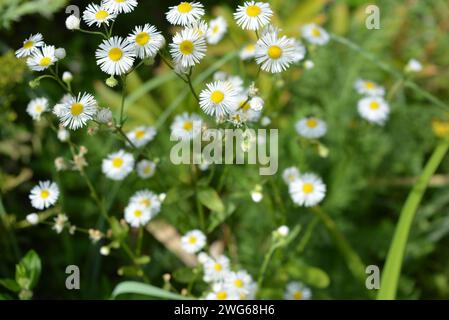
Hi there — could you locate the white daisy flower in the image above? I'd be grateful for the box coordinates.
[26,45,56,72]
[83,3,116,27]
[234,1,273,31]
[282,166,300,184]
[170,112,202,140]
[166,1,205,26]
[354,79,385,97]
[255,32,297,73]
[405,58,423,73]
[357,96,390,126]
[199,81,238,119]
[57,126,70,142]
[169,28,207,68]
[29,181,59,210]
[136,159,156,179]
[295,117,327,139]
[284,281,312,300]
[27,97,48,120]
[102,149,135,181]
[57,92,98,130]
[191,20,209,38]
[203,255,230,283]
[289,173,326,207]
[26,213,40,225]
[181,229,206,253]
[102,0,138,14]
[127,24,165,59]
[226,75,245,94]
[240,44,256,61]
[129,189,161,216]
[15,33,44,58]
[124,203,152,228]
[126,126,157,148]
[95,36,136,76]
[225,270,255,299]
[207,16,227,44]
[206,283,239,300]
[301,23,330,46]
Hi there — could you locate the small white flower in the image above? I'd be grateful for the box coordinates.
[26,45,56,72]
[57,126,70,142]
[96,108,113,123]
[169,28,207,68]
[100,246,111,256]
[249,96,264,111]
[166,2,205,26]
[95,36,136,76]
[289,173,326,207]
[207,16,227,44]
[102,0,138,14]
[126,126,157,148]
[301,23,329,46]
[127,24,165,59]
[277,225,290,237]
[304,60,314,69]
[191,20,209,38]
[199,81,238,119]
[203,255,230,283]
[181,229,206,253]
[102,149,135,181]
[15,33,44,58]
[62,71,73,83]
[26,97,48,120]
[357,96,390,125]
[124,202,152,228]
[295,117,327,139]
[405,58,423,73]
[58,92,98,130]
[240,44,256,61]
[170,112,202,140]
[55,48,66,60]
[129,189,161,216]
[285,281,312,300]
[65,15,80,30]
[251,185,263,203]
[224,270,256,299]
[354,79,385,97]
[234,1,273,31]
[282,166,300,184]
[29,181,59,210]
[83,3,116,27]
[53,214,68,234]
[136,159,156,179]
[261,116,271,126]
[255,32,297,73]
[26,213,39,225]
[206,282,239,300]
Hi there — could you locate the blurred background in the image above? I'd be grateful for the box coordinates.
[2,0,449,299]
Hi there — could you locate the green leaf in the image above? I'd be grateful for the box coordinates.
[198,188,225,213]
[111,281,190,300]
[0,279,20,293]
[15,250,41,291]
[134,256,151,265]
[208,202,237,233]
[285,261,330,289]
[173,268,197,284]
[110,217,129,242]
[164,187,194,205]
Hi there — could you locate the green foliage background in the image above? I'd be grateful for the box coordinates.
[1,0,449,299]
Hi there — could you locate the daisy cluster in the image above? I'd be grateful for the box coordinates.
[179,229,257,300]
[354,79,390,126]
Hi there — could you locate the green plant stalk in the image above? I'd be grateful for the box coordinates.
[311,206,366,284]
[378,135,449,300]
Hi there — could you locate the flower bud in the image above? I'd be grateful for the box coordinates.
[62,71,73,83]
[65,15,80,30]
[55,48,66,60]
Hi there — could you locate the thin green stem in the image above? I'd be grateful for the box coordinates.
[378,135,449,300]
[296,216,319,254]
[136,227,143,256]
[119,75,127,126]
[78,28,108,39]
[256,245,276,292]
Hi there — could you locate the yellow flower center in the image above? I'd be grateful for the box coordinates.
[39,57,52,67]
[135,130,146,139]
[214,263,222,271]
[183,121,193,131]
[246,5,261,17]
[144,166,152,174]
[35,105,43,113]
[177,2,192,13]
[71,103,84,116]
[306,118,318,128]
[108,48,123,62]
[303,183,314,194]
[40,190,50,199]
[369,101,380,110]
[140,199,151,206]
[234,279,244,288]
[312,28,321,37]
[365,81,375,90]
[216,292,227,300]
[23,40,34,49]
[115,0,125,2]
[212,26,219,33]
[136,32,150,46]
[288,174,296,182]
[188,236,197,244]
[211,90,224,104]
[245,44,255,52]
[179,40,194,55]
[95,10,109,20]
[112,157,123,168]
[268,45,282,59]
[134,210,143,218]
[293,291,302,300]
